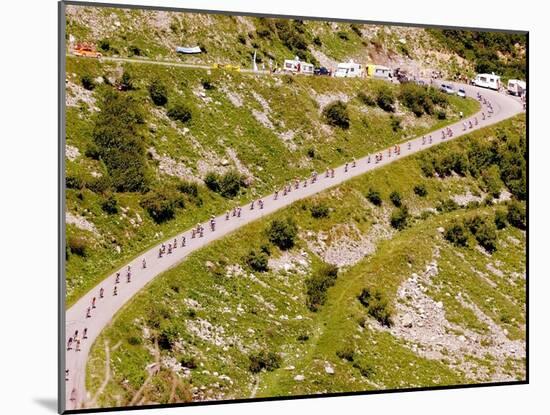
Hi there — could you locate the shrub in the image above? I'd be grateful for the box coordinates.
[436,198,459,212]
[297,333,309,342]
[245,249,269,273]
[140,188,184,224]
[119,70,134,91]
[128,45,141,56]
[350,24,362,37]
[437,110,447,120]
[167,102,192,123]
[176,181,199,198]
[390,206,409,230]
[101,195,118,214]
[337,31,349,40]
[390,115,402,132]
[267,218,298,250]
[66,175,84,190]
[127,336,142,346]
[84,144,101,160]
[98,39,110,51]
[81,74,96,91]
[389,191,402,207]
[87,175,111,194]
[413,184,428,197]
[482,165,502,198]
[148,78,168,106]
[180,355,197,369]
[322,100,350,129]
[93,89,149,192]
[204,170,245,198]
[357,288,393,327]
[313,36,322,46]
[310,203,329,219]
[466,216,497,252]
[201,78,214,90]
[248,350,281,373]
[376,86,395,112]
[353,360,375,378]
[306,147,315,159]
[444,222,469,247]
[357,91,375,106]
[237,34,247,44]
[367,188,382,206]
[494,209,508,230]
[158,322,178,351]
[305,264,339,311]
[68,235,88,257]
[336,345,355,362]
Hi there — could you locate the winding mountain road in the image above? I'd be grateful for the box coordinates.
[63,82,523,411]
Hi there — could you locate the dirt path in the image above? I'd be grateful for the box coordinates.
[63,81,523,411]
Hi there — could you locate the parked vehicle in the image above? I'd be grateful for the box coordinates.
[507,79,526,96]
[283,57,314,75]
[314,67,330,76]
[440,84,456,94]
[472,73,501,90]
[366,64,392,80]
[457,88,466,98]
[73,42,102,58]
[334,60,363,78]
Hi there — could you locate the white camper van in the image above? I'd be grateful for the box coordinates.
[283,57,314,75]
[473,73,501,90]
[507,79,526,96]
[334,60,363,78]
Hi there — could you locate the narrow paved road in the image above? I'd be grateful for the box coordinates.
[63,82,523,411]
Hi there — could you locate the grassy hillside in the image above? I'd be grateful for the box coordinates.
[85,116,526,407]
[64,54,478,306]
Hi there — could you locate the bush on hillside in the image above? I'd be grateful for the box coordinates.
[366,188,382,206]
[413,184,428,197]
[310,203,330,219]
[81,74,96,91]
[244,249,269,273]
[101,195,118,214]
[167,102,192,123]
[140,188,184,224]
[248,350,281,373]
[322,100,350,129]
[444,222,469,247]
[267,217,298,250]
[389,191,402,207]
[204,170,245,198]
[507,200,526,230]
[357,288,393,327]
[390,206,409,230]
[148,78,168,106]
[376,85,395,112]
[494,208,508,230]
[68,235,88,257]
[305,264,339,311]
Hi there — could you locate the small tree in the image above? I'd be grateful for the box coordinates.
[245,249,269,273]
[140,188,184,224]
[494,209,508,230]
[101,194,118,214]
[322,100,350,129]
[390,206,409,230]
[357,288,393,327]
[120,70,134,91]
[310,203,329,219]
[148,78,168,106]
[167,102,192,123]
[68,235,88,257]
[444,222,469,247]
[413,184,428,197]
[507,200,526,230]
[389,191,402,207]
[267,218,298,250]
[376,86,395,112]
[81,74,96,91]
[367,188,382,206]
[248,350,281,373]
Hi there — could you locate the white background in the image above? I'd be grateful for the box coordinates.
[0,0,546,413]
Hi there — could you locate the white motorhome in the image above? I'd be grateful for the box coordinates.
[473,73,501,90]
[283,57,314,75]
[507,79,526,96]
[366,64,392,80]
[334,60,363,78]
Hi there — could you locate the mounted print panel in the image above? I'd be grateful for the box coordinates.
[59,1,527,413]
